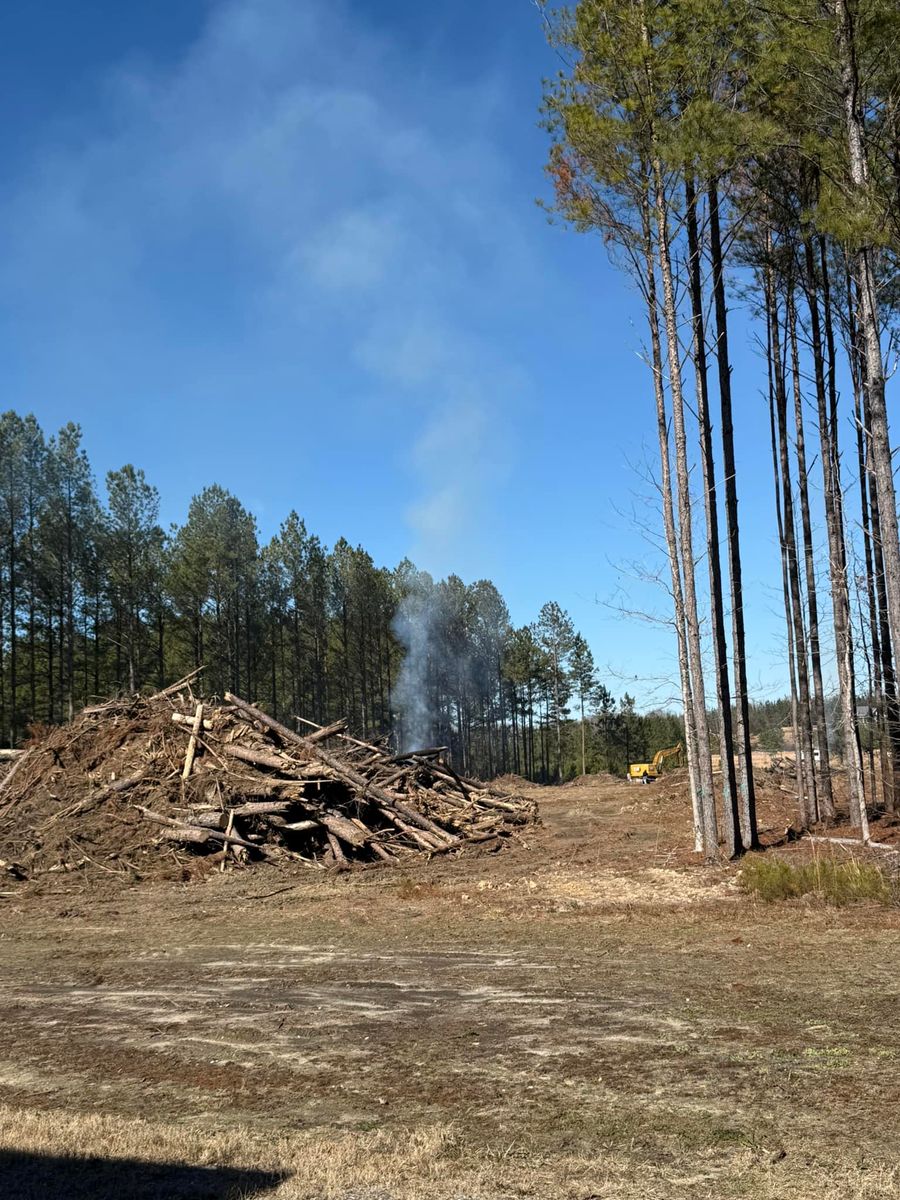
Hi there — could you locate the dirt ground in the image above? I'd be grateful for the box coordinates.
[2,773,900,1199]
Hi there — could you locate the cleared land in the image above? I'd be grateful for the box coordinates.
[2,773,900,1199]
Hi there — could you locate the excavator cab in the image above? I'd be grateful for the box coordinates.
[627,742,683,783]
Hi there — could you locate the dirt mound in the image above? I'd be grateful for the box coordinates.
[0,681,536,885]
[492,773,534,790]
[565,771,623,787]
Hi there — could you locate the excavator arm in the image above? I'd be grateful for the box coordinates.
[650,742,683,771]
[628,742,683,782]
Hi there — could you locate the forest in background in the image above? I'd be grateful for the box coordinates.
[7,0,899,833]
[0,410,691,781]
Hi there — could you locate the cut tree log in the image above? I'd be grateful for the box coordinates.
[41,770,147,828]
[182,702,204,780]
[148,668,204,700]
[226,692,459,846]
[305,719,348,744]
[219,743,295,772]
[0,749,30,799]
[805,834,899,853]
[0,687,535,881]
[171,712,215,731]
[228,800,295,818]
[320,812,369,848]
[326,830,347,867]
[138,806,260,851]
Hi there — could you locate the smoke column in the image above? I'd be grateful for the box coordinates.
[393,576,436,751]
[393,397,497,752]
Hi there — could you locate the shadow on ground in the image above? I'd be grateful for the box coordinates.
[0,1149,286,1199]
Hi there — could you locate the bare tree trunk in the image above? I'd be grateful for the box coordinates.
[708,181,757,847]
[654,159,718,858]
[802,236,868,834]
[834,0,900,724]
[768,257,818,827]
[7,514,16,745]
[769,371,806,809]
[851,333,892,811]
[686,179,741,857]
[864,398,900,811]
[844,262,900,812]
[580,694,586,777]
[787,286,834,818]
[640,177,703,850]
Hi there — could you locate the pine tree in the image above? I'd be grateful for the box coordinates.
[536,601,576,782]
[105,466,162,694]
[570,633,596,776]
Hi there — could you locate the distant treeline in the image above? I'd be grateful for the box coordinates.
[0,410,681,781]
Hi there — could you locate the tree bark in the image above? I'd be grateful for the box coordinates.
[787,285,834,818]
[686,178,741,857]
[850,317,893,811]
[708,182,757,847]
[768,339,806,811]
[767,257,818,827]
[834,0,900,735]
[640,175,703,851]
[653,159,718,858]
[802,236,868,833]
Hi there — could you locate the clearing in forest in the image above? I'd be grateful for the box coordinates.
[2,772,899,1199]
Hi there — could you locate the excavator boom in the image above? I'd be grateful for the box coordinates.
[651,742,683,770]
[628,742,682,782]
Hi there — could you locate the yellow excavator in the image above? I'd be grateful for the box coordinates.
[627,742,683,784]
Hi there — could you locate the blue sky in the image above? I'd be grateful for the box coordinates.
[0,0,803,705]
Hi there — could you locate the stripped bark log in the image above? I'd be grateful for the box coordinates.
[182,702,204,780]
[138,806,260,851]
[219,743,297,772]
[326,831,347,867]
[228,800,295,818]
[171,712,215,731]
[305,720,348,744]
[0,748,30,799]
[225,693,460,846]
[320,812,369,847]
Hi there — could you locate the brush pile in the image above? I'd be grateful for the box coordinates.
[0,678,536,883]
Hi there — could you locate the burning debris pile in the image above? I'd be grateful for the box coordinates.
[0,678,536,883]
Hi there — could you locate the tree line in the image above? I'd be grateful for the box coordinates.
[542,0,900,855]
[0,410,678,780]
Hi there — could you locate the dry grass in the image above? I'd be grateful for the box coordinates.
[740,852,897,905]
[4,776,900,1199]
[5,1102,900,1200]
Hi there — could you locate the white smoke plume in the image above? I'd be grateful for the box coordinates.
[392,572,438,752]
[391,397,489,753]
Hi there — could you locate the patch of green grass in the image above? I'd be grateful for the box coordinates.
[740,854,896,906]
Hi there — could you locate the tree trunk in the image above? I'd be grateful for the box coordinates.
[640,175,703,852]
[802,236,868,833]
[708,182,757,847]
[787,285,834,818]
[864,397,900,811]
[654,160,718,858]
[850,315,893,812]
[8,512,16,745]
[686,178,741,857]
[580,694,586,777]
[768,342,807,811]
[834,0,900,733]
[767,258,818,827]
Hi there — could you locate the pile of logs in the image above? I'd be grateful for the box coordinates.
[0,679,536,879]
